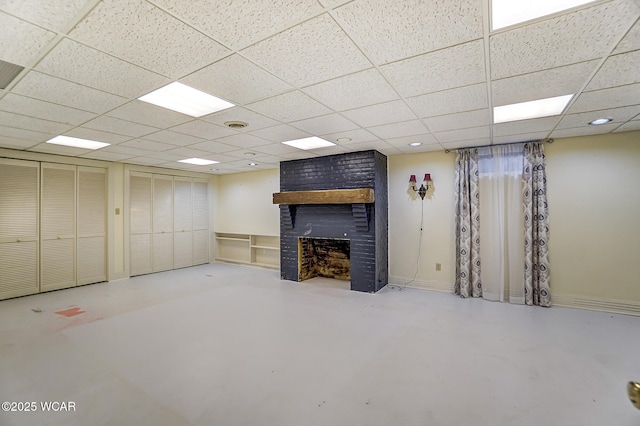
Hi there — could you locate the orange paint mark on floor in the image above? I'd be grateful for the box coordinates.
[55,307,86,317]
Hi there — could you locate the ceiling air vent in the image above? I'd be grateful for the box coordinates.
[224,121,249,129]
[0,60,25,90]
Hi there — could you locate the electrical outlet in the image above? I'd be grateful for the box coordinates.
[435,263,441,271]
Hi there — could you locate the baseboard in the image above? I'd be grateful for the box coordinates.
[389,276,640,317]
[389,275,454,293]
[553,294,640,317]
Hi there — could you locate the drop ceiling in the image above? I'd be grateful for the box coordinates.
[0,0,638,174]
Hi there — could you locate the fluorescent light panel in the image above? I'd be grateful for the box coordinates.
[46,135,110,150]
[138,82,234,117]
[281,136,336,150]
[178,158,219,166]
[492,0,594,30]
[493,94,573,124]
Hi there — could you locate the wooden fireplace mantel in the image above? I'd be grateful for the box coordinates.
[272,188,375,205]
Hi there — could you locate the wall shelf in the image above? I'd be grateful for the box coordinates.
[215,233,279,269]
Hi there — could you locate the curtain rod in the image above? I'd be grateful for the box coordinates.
[444,138,554,153]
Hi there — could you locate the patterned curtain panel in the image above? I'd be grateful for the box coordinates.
[454,149,482,298]
[523,142,552,307]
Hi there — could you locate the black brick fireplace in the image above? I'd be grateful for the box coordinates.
[274,150,388,293]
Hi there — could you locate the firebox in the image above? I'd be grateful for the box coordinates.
[273,150,388,293]
[298,237,350,281]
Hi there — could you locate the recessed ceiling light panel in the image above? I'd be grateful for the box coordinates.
[409,142,422,147]
[139,82,234,117]
[46,135,110,150]
[281,136,336,150]
[178,158,219,166]
[493,94,573,124]
[492,0,594,30]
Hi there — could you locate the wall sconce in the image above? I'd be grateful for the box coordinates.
[409,174,432,200]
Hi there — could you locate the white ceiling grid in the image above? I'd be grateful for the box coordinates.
[0,0,638,174]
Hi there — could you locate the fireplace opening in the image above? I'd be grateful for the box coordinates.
[298,237,350,281]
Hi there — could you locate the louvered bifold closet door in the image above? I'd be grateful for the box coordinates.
[130,172,152,276]
[152,175,173,272]
[192,179,209,265]
[0,159,40,300]
[41,163,76,291]
[173,177,193,268]
[77,166,106,285]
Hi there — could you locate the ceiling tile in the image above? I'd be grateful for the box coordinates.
[1,0,94,32]
[0,135,39,150]
[442,139,490,150]
[0,125,53,143]
[150,0,323,50]
[210,133,272,149]
[123,156,169,166]
[340,139,395,152]
[81,116,159,138]
[12,71,127,114]
[246,91,332,123]
[407,83,488,118]
[492,132,550,145]
[614,119,640,132]
[567,83,640,114]
[36,39,171,98]
[612,19,640,54]
[423,109,490,133]
[384,133,439,148]
[318,0,351,7]
[586,50,640,91]
[242,14,371,87]
[162,146,212,158]
[381,40,486,97]
[144,151,185,162]
[492,116,560,137]
[100,145,154,157]
[186,141,239,154]
[492,61,598,106]
[551,123,619,139]
[64,127,130,144]
[201,107,279,131]
[249,142,304,156]
[303,68,398,111]
[556,105,640,129]
[394,144,442,154]
[434,126,490,143]
[0,93,96,125]
[27,142,91,156]
[320,128,379,144]
[490,0,639,79]
[182,54,291,105]
[142,130,206,146]
[80,151,134,162]
[0,11,56,66]
[248,125,311,143]
[333,0,482,64]
[69,0,229,79]
[170,120,237,140]
[119,138,176,151]
[341,100,417,128]
[368,120,429,140]
[0,110,71,135]
[107,101,192,128]
[290,113,359,135]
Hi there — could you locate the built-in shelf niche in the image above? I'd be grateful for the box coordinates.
[214,232,279,269]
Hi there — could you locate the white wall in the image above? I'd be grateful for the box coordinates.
[388,150,457,291]
[546,131,640,311]
[213,168,280,236]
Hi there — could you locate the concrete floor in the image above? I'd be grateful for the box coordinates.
[1,263,639,426]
